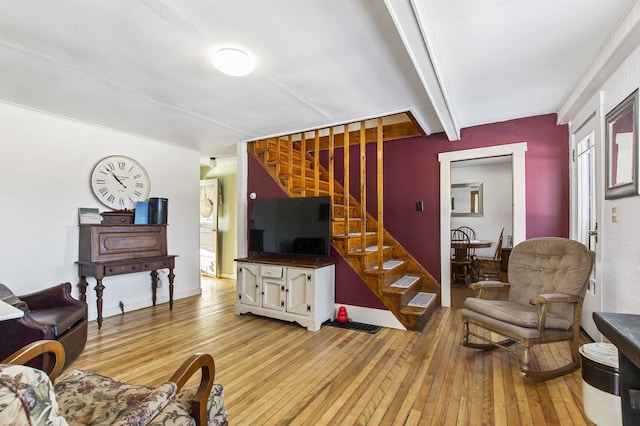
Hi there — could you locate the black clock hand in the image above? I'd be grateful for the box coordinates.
[109,170,127,188]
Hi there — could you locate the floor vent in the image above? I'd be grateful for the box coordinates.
[323,319,381,334]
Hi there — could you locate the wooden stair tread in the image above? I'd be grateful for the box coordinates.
[333,231,377,238]
[407,292,436,307]
[390,275,420,288]
[369,260,403,271]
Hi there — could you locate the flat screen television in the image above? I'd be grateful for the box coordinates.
[248,196,331,257]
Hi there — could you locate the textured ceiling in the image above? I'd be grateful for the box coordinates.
[0,0,635,161]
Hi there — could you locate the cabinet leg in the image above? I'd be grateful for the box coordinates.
[78,276,88,303]
[94,278,104,330]
[150,270,158,306]
[168,268,175,310]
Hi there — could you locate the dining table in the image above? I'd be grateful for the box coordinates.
[451,239,492,283]
[451,239,492,250]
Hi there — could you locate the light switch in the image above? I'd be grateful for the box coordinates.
[611,206,618,223]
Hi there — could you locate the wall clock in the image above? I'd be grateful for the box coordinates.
[90,155,151,211]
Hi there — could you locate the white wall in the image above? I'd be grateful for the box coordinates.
[451,161,513,257]
[0,102,202,321]
[598,44,640,314]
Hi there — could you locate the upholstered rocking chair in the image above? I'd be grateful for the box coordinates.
[461,237,594,380]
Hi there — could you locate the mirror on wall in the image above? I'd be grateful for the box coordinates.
[451,182,483,217]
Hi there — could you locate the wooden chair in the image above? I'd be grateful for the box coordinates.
[451,229,475,285]
[456,226,477,258]
[474,227,504,281]
[461,237,594,380]
[1,340,227,425]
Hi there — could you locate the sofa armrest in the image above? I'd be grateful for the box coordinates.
[20,283,85,313]
[168,353,215,426]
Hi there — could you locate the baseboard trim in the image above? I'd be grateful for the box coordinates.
[88,288,202,321]
[333,304,406,330]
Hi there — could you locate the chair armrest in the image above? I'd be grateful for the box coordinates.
[167,353,215,426]
[469,281,510,300]
[530,293,579,305]
[530,294,579,333]
[469,281,509,291]
[19,282,85,312]
[2,340,65,381]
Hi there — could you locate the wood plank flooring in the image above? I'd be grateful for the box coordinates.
[68,278,595,425]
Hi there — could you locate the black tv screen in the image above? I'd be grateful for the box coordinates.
[249,196,331,257]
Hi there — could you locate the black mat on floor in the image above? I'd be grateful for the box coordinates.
[323,319,381,334]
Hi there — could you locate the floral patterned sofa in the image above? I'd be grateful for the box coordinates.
[0,340,227,425]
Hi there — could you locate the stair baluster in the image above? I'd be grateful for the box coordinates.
[248,116,441,331]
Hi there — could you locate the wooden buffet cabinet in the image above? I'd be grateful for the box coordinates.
[77,224,177,329]
[234,256,335,331]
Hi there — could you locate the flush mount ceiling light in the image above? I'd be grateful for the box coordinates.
[211,48,255,77]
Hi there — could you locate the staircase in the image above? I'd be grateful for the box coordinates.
[248,118,440,331]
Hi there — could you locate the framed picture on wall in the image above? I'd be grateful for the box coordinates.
[605,89,639,199]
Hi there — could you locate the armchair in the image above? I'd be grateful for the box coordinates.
[0,282,87,370]
[461,237,594,380]
[0,340,227,425]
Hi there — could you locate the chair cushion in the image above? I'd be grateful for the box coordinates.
[54,369,176,426]
[464,297,571,331]
[148,384,227,426]
[29,306,86,337]
[0,363,68,425]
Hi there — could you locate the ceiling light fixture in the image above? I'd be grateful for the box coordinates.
[209,157,217,168]
[211,48,255,77]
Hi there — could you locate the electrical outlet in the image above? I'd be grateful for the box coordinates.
[612,206,618,223]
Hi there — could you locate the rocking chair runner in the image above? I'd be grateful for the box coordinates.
[461,237,594,380]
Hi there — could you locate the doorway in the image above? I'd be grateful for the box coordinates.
[200,178,220,277]
[439,143,527,307]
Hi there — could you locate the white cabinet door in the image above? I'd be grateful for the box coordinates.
[286,267,310,316]
[237,263,260,306]
[262,278,284,311]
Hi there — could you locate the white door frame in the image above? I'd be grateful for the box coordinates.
[569,93,604,341]
[438,143,528,307]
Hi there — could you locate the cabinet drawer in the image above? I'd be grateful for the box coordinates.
[105,263,141,276]
[140,259,173,271]
[260,265,283,279]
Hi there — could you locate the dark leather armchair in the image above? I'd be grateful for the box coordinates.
[0,282,88,370]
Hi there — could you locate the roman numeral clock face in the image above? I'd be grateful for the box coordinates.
[90,156,151,210]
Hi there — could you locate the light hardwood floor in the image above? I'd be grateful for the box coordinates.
[69,277,595,425]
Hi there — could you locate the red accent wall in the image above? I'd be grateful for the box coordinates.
[247,113,569,310]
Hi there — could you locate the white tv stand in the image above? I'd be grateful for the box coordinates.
[234,256,335,331]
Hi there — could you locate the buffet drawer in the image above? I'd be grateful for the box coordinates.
[105,263,141,276]
[141,259,173,271]
[260,265,283,279]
